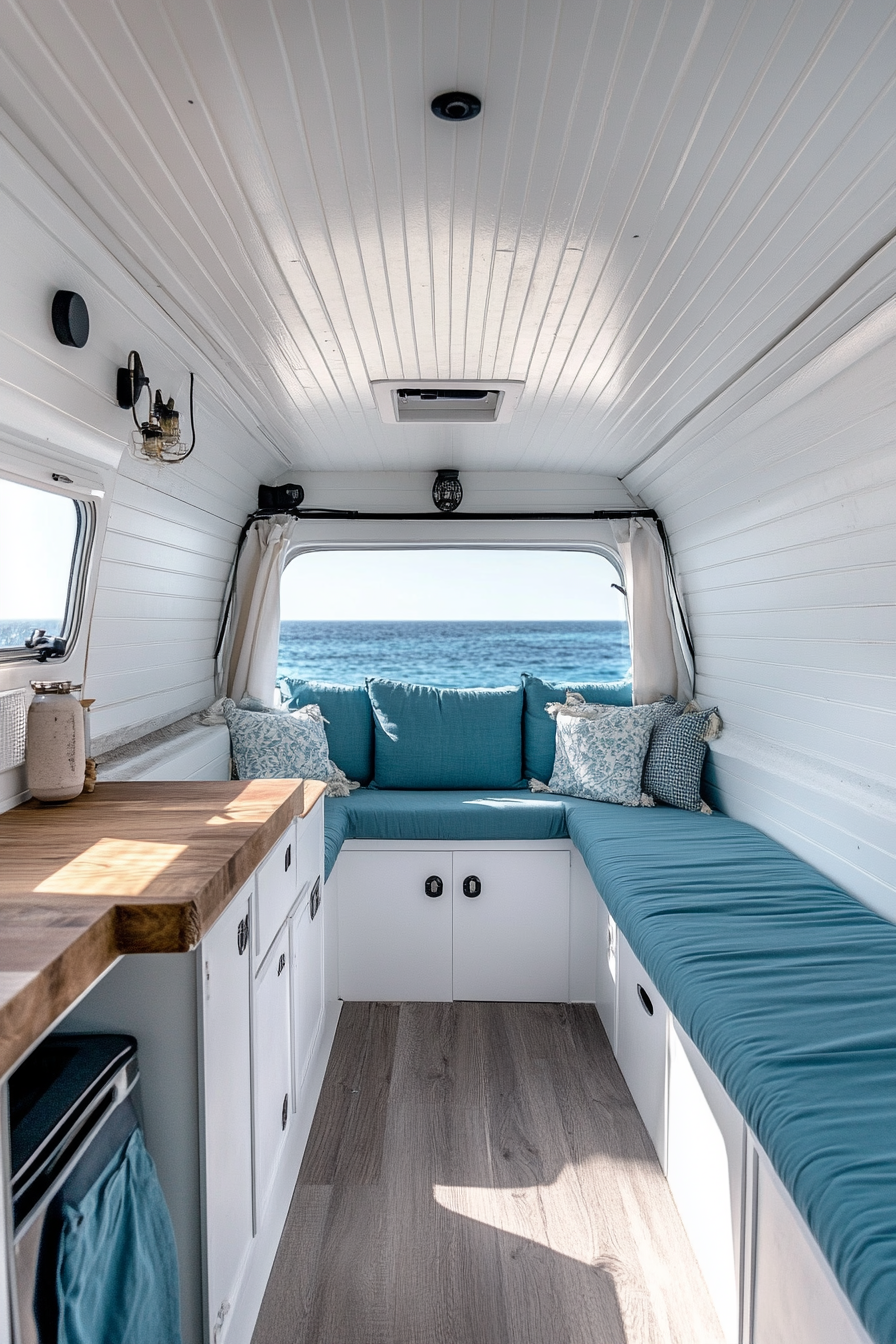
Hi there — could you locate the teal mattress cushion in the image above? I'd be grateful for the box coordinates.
[366,679,525,790]
[279,678,373,784]
[522,673,633,781]
[323,788,569,877]
[563,800,896,1344]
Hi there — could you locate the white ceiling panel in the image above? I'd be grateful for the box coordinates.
[1,0,895,475]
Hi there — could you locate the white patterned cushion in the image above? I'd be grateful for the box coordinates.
[223,699,357,793]
[545,695,656,805]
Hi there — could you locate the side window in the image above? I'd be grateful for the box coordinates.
[0,478,92,661]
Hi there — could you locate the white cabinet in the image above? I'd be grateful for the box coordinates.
[252,923,292,1225]
[666,1022,744,1344]
[749,1143,872,1344]
[337,850,453,1000]
[615,932,669,1165]
[291,877,324,1094]
[452,850,570,1002]
[201,883,254,1341]
[337,847,570,1002]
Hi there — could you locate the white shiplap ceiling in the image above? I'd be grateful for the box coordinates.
[2,0,895,476]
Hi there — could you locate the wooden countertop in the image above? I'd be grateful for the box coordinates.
[0,780,326,1078]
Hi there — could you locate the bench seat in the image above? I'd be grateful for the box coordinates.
[324,788,896,1344]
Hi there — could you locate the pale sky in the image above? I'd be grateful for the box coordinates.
[0,479,78,619]
[281,549,627,621]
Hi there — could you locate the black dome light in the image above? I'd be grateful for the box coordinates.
[431,92,481,122]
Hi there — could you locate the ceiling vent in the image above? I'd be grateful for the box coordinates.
[371,380,524,425]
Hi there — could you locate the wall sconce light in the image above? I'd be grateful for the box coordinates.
[117,351,196,464]
[432,469,463,512]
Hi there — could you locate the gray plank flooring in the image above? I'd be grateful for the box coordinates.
[252,1003,726,1344]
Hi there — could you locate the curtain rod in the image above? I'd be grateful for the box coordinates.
[267,507,657,522]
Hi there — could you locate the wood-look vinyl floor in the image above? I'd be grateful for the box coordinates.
[252,1003,726,1344]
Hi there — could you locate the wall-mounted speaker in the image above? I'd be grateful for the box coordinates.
[51,291,89,348]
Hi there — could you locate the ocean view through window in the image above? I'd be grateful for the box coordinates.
[279,549,631,688]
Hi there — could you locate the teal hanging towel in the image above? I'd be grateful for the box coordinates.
[56,1127,182,1344]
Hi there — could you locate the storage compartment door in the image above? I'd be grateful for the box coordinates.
[337,850,453,1001]
[291,879,324,1095]
[615,933,668,1165]
[667,1021,744,1344]
[201,882,253,1339]
[750,1145,872,1344]
[252,924,292,1225]
[452,850,570,1002]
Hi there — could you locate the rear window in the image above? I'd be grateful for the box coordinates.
[279,548,630,687]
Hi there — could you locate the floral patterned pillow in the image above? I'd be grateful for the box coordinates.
[537,694,656,806]
[222,699,358,796]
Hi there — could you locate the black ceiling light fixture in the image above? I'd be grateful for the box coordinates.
[431,91,481,122]
[51,291,89,348]
[432,469,463,512]
[116,350,196,464]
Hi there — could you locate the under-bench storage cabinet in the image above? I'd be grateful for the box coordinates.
[337,847,570,1002]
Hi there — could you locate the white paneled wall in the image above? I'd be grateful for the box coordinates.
[631,290,896,920]
[86,443,245,753]
[0,124,282,794]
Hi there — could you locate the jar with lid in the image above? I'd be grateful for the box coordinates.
[26,681,86,803]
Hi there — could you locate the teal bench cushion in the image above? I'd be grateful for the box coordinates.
[366,679,525,790]
[322,786,896,1344]
[279,678,374,784]
[563,800,896,1344]
[521,673,632,781]
[323,788,569,877]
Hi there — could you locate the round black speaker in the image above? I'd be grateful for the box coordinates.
[431,92,481,122]
[52,291,89,348]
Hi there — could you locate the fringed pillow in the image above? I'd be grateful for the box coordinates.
[530,694,656,806]
[642,697,722,813]
[222,699,359,796]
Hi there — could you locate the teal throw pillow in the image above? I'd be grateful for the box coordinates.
[522,672,633,781]
[366,678,525,790]
[279,678,374,784]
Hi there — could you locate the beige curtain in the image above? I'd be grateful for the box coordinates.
[224,517,299,703]
[610,517,694,704]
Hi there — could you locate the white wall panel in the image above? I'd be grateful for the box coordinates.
[630,291,896,920]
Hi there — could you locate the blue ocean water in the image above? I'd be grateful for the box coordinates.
[278,620,631,687]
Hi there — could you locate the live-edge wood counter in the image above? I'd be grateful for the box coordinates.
[0,779,325,1079]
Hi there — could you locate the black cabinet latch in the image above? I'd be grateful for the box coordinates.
[284,843,292,871]
[281,1094,289,1130]
[277,952,286,976]
[236,916,249,956]
[424,875,443,898]
[462,875,482,898]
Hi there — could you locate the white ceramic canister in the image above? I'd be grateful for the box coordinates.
[26,681,86,803]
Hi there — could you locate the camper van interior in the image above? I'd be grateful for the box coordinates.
[0,2,893,1341]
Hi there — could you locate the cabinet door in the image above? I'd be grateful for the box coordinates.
[750,1145,871,1344]
[615,933,668,1165]
[452,850,570,1002]
[337,850,453,1001]
[254,822,298,966]
[595,894,617,1051]
[253,923,292,1224]
[201,883,253,1341]
[291,878,324,1096]
[667,1021,744,1344]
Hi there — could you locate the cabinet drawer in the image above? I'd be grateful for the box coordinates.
[254,822,298,961]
